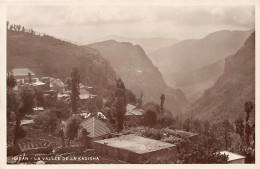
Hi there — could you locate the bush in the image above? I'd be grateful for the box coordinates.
[141,128,163,140]
[7,145,21,156]
[34,110,59,133]
[65,116,81,145]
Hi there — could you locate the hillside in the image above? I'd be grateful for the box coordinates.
[89,35,179,55]
[176,59,225,102]
[87,40,188,115]
[150,30,254,87]
[188,32,255,121]
[7,31,116,90]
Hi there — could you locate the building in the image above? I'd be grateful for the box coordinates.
[12,68,36,80]
[50,79,64,93]
[125,104,144,125]
[126,104,136,111]
[94,134,177,163]
[125,109,144,125]
[80,117,111,148]
[219,151,246,164]
[11,68,50,91]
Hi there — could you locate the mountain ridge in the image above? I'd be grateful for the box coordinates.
[87,40,188,115]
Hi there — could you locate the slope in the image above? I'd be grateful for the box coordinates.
[7,30,116,90]
[150,30,254,87]
[87,40,188,115]
[188,32,255,122]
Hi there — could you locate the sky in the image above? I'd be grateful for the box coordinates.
[7,5,255,44]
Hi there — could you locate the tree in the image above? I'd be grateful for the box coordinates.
[65,77,72,91]
[81,128,90,148]
[244,101,253,147]
[17,25,21,31]
[28,73,32,84]
[183,118,191,132]
[7,72,17,89]
[143,102,160,127]
[35,88,45,107]
[108,77,127,132]
[22,26,25,32]
[160,93,165,113]
[125,89,137,105]
[177,138,228,164]
[65,116,80,146]
[9,24,13,31]
[70,67,80,114]
[136,91,143,109]
[220,120,233,150]
[235,117,244,143]
[13,86,35,147]
[7,21,9,29]
[7,89,19,121]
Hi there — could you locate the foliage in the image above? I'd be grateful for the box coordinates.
[136,91,143,109]
[70,67,80,114]
[177,137,228,164]
[65,77,72,91]
[234,101,255,163]
[141,128,163,140]
[34,88,45,107]
[7,72,17,89]
[142,102,159,127]
[107,77,127,132]
[7,89,20,121]
[211,120,233,150]
[125,89,137,105]
[34,110,60,133]
[65,116,81,145]
[13,85,35,146]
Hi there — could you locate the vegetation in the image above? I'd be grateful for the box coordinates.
[13,85,35,147]
[65,116,81,146]
[70,67,80,114]
[105,77,127,132]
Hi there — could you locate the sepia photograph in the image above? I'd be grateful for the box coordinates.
[3,0,256,165]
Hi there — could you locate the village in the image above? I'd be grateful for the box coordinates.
[7,67,248,164]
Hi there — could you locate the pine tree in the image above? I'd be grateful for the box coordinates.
[70,67,80,114]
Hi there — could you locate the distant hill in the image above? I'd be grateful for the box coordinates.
[7,31,116,90]
[150,30,254,87]
[188,32,255,122]
[176,59,225,102]
[87,40,188,115]
[89,35,179,55]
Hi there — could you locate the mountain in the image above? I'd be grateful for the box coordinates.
[188,32,255,122]
[89,35,179,55]
[87,40,188,115]
[7,30,116,90]
[176,59,225,102]
[150,30,254,87]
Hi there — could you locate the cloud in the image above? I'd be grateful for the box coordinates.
[7,5,255,43]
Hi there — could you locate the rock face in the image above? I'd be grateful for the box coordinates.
[87,40,188,115]
[188,32,255,122]
[176,59,225,102]
[7,31,116,89]
[89,35,179,55]
[150,30,254,87]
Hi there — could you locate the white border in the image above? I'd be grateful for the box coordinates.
[0,0,259,169]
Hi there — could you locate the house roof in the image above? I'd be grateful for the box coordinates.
[219,151,246,162]
[125,109,143,116]
[126,104,136,111]
[80,88,91,95]
[12,68,36,76]
[94,134,176,154]
[51,79,64,87]
[81,117,110,138]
